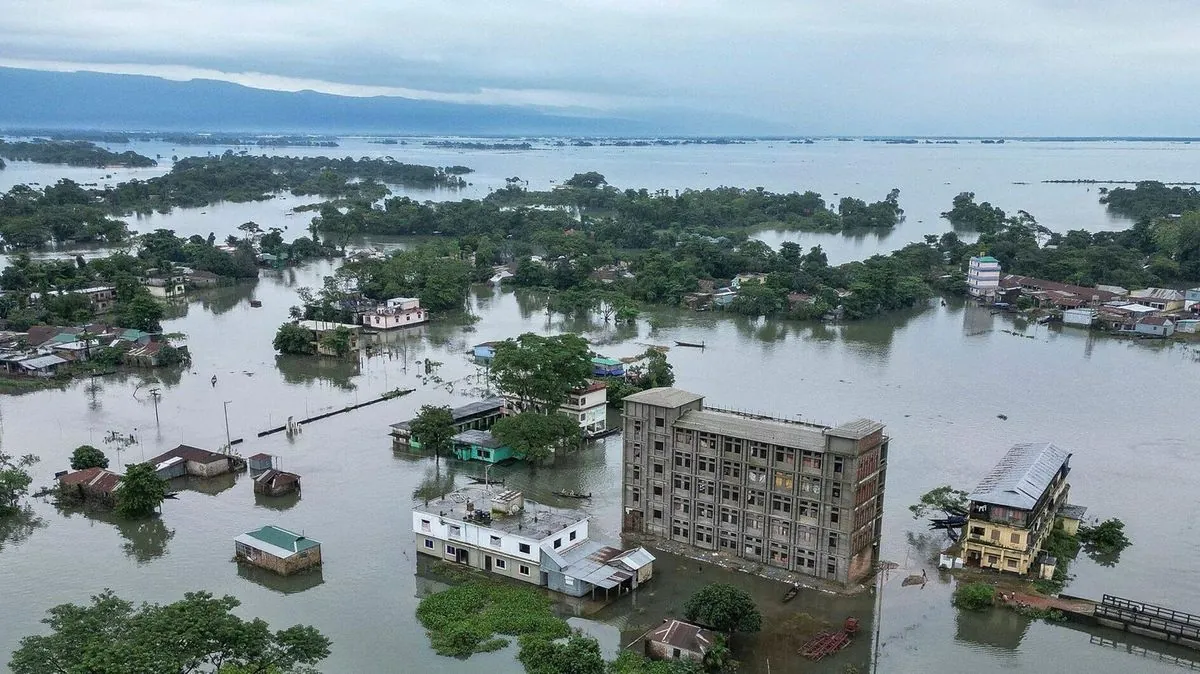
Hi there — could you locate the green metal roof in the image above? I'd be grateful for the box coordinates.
[974,256,999,263]
[244,525,320,553]
[591,356,621,366]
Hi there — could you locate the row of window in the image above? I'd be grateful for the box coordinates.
[635,464,844,500]
[419,518,576,553]
[426,538,532,575]
[650,509,844,548]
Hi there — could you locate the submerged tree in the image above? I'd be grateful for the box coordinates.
[115,463,166,518]
[9,590,331,674]
[491,412,580,463]
[70,445,109,471]
[409,405,456,464]
[490,333,591,413]
[909,485,969,519]
[682,584,762,634]
[0,452,38,515]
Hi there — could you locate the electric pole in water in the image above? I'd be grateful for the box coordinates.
[223,400,233,454]
[149,388,161,427]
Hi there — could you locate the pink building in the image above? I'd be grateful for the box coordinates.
[362,297,428,330]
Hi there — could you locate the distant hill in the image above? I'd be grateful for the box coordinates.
[0,67,679,136]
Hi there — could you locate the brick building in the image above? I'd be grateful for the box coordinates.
[621,387,887,587]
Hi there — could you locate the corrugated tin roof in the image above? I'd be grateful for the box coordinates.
[969,442,1071,510]
[621,387,705,408]
[18,354,67,369]
[453,429,503,448]
[650,619,712,653]
[674,410,828,452]
[609,547,655,570]
[238,525,319,558]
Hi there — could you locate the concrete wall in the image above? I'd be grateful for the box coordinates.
[415,533,540,585]
[236,542,321,576]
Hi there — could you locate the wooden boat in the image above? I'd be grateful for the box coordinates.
[250,300,262,308]
[467,476,504,486]
[782,584,800,603]
[674,340,706,348]
[554,490,592,499]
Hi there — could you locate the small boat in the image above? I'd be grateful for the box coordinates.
[250,300,262,308]
[554,490,592,499]
[782,584,800,603]
[164,492,180,500]
[674,340,706,348]
[468,476,504,486]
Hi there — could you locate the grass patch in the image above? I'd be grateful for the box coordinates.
[1012,604,1067,622]
[416,581,570,658]
[953,582,996,610]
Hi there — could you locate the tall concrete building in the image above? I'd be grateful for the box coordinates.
[967,255,1002,300]
[621,388,887,587]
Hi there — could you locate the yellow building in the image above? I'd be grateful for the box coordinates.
[961,442,1072,576]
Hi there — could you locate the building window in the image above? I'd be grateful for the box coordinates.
[798,500,820,519]
[565,576,575,586]
[747,466,767,485]
[722,460,741,480]
[1010,533,1021,544]
[775,447,795,466]
[746,490,766,508]
[970,526,985,537]
[673,648,682,659]
[749,442,769,460]
[720,507,740,526]
[827,557,837,576]
[653,509,663,521]
[773,472,794,491]
[632,489,641,504]
[695,526,714,545]
[519,543,531,554]
[554,538,562,549]
[1007,558,1018,569]
[697,479,715,497]
[771,494,793,515]
[654,463,664,475]
[723,438,743,455]
[655,416,665,428]
[831,482,841,499]
[446,545,457,556]
[719,531,738,550]
[987,554,999,566]
[720,484,741,503]
[829,507,840,524]
[634,421,643,434]
[696,503,714,519]
[424,538,435,549]
[770,518,791,539]
[654,440,664,453]
[801,476,821,495]
[519,564,531,576]
[833,457,844,474]
[633,465,641,480]
[673,475,692,491]
[990,529,1000,541]
[829,532,838,550]
[490,535,502,547]
[698,456,716,473]
[449,525,462,538]
[496,559,507,570]
[674,452,692,469]
[653,485,664,497]
[421,519,431,532]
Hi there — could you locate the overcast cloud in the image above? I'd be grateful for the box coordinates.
[2,0,1199,134]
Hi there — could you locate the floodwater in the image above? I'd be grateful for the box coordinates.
[1,141,1200,673]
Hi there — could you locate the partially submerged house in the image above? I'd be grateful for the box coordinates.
[590,356,624,377]
[362,297,428,330]
[1135,316,1175,338]
[149,445,235,479]
[6,354,67,377]
[451,429,518,464]
[390,397,504,450]
[645,619,714,663]
[296,320,362,356]
[561,381,608,436]
[253,469,301,497]
[412,486,653,599]
[57,467,123,506]
[234,525,322,575]
[247,453,273,475]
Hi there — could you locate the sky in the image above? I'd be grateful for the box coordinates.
[2,0,1199,135]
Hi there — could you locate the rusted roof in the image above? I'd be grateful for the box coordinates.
[1139,316,1174,326]
[58,467,123,494]
[255,469,300,487]
[149,444,228,465]
[650,619,713,654]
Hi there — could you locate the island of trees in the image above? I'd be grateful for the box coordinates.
[0,139,157,168]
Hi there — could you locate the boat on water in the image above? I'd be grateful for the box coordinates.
[554,490,591,499]
[674,340,706,348]
[782,584,800,603]
[467,476,504,486]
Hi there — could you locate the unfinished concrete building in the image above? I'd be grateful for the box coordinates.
[621,387,887,587]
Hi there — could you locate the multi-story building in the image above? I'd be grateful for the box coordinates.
[967,256,1001,300]
[362,297,428,330]
[413,486,654,598]
[561,381,608,436]
[961,442,1072,576]
[620,387,887,587]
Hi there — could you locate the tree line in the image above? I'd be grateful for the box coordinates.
[0,139,156,168]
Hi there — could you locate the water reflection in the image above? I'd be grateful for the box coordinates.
[0,506,46,553]
[55,505,175,564]
[253,490,301,511]
[171,471,241,497]
[275,354,360,391]
[953,597,1030,652]
[193,281,259,316]
[236,561,325,594]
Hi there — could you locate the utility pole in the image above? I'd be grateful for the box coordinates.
[149,388,161,427]
[223,400,233,454]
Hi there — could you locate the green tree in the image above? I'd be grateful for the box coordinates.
[117,290,164,332]
[518,632,605,674]
[9,589,331,674]
[409,405,456,464]
[952,582,995,611]
[318,326,355,358]
[273,323,315,355]
[682,584,762,633]
[70,445,108,470]
[1078,518,1132,562]
[701,634,737,674]
[491,412,580,463]
[909,485,969,519]
[0,452,39,515]
[564,172,608,189]
[115,462,166,518]
[491,333,592,413]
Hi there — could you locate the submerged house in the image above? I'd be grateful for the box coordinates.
[451,429,518,463]
[362,297,428,330]
[253,469,301,497]
[390,397,504,450]
[57,467,123,506]
[234,525,322,575]
[296,320,362,356]
[645,619,714,663]
[1135,316,1175,338]
[590,356,625,377]
[149,445,235,479]
[412,486,653,599]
